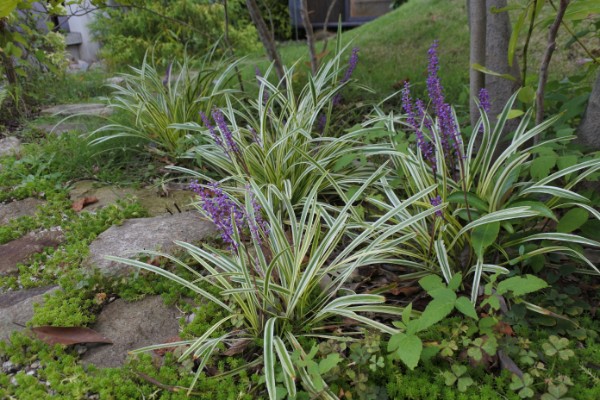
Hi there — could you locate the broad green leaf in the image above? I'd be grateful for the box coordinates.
[0,0,19,17]
[518,86,536,104]
[447,191,489,212]
[319,353,341,374]
[506,109,525,119]
[333,153,357,172]
[392,334,422,370]
[557,155,578,170]
[402,302,413,325]
[557,208,589,233]
[496,275,548,297]
[530,156,557,180]
[418,274,444,292]
[455,296,478,320]
[417,292,456,332]
[471,222,500,258]
[447,273,462,292]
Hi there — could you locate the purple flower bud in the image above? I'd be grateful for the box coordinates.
[430,195,443,217]
[478,88,491,113]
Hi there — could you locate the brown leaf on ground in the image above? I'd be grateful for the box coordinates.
[223,339,252,356]
[153,336,183,356]
[30,326,112,346]
[72,196,99,212]
[389,285,420,296]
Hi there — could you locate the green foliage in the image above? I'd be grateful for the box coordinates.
[107,172,437,399]
[90,0,260,70]
[175,44,390,208]
[373,91,600,303]
[91,53,238,159]
[388,273,477,370]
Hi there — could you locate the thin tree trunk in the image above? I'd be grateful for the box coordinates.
[536,0,569,125]
[577,71,600,150]
[485,0,521,139]
[300,0,317,75]
[246,0,285,82]
[469,1,486,127]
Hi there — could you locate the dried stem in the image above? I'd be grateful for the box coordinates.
[536,0,570,125]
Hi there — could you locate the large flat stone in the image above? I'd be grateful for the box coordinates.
[0,198,45,225]
[81,296,181,368]
[0,229,65,275]
[69,181,195,217]
[0,137,22,157]
[86,212,216,276]
[0,286,59,342]
[41,103,113,117]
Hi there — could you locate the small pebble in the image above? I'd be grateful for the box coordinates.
[185,313,196,324]
[26,370,36,376]
[30,361,41,369]
[10,376,18,386]
[75,344,88,355]
[2,361,17,374]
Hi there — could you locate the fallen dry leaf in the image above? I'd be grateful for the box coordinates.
[223,339,252,356]
[30,326,112,346]
[72,196,99,212]
[153,336,183,356]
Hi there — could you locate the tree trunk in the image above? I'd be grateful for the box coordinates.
[469,1,486,127]
[577,72,600,150]
[485,0,521,141]
[246,0,285,82]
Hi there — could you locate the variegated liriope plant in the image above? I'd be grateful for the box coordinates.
[90,50,240,159]
[170,41,393,209]
[106,170,442,399]
[367,41,600,304]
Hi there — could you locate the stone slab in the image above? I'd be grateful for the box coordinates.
[0,198,45,226]
[0,229,65,275]
[69,180,195,217]
[86,212,216,276]
[41,103,113,117]
[0,286,59,342]
[81,296,181,368]
[0,137,22,158]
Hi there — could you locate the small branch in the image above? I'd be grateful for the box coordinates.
[246,0,285,82]
[548,0,598,64]
[536,0,570,125]
[522,0,538,85]
[320,0,339,55]
[300,0,318,75]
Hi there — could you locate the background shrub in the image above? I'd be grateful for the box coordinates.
[90,0,261,70]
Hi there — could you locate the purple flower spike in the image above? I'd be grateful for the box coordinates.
[402,82,437,172]
[250,127,262,148]
[200,111,223,148]
[430,195,443,217]
[212,108,240,158]
[478,88,491,113]
[333,47,360,106]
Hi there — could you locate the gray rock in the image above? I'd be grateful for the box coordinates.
[0,137,22,157]
[0,286,59,342]
[81,296,181,368]
[86,211,215,276]
[105,77,125,86]
[41,103,113,117]
[0,198,45,225]
[0,229,65,275]
[69,180,195,217]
